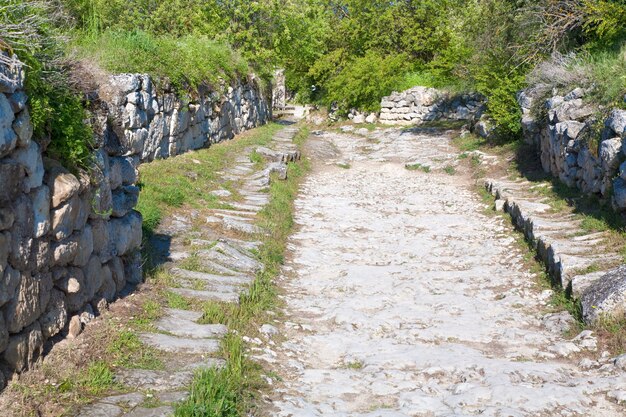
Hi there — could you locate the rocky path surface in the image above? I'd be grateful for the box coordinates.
[261,127,626,417]
[77,127,301,417]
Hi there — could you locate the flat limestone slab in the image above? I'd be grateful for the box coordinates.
[76,403,123,417]
[156,310,228,339]
[171,268,253,286]
[123,406,174,417]
[171,287,241,303]
[140,333,220,354]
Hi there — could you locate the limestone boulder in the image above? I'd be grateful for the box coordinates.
[0,208,14,231]
[32,239,51,271]
[108,256,126,292]
[12,108,32,147]
[582,265,626,324]
[51,234,80,267]
[123,250,143,285]
[30,185,50,238]
[8,91,27,113]
[39,288,67,339]
[90,218,111,262]
[5,271,52,334]
[83,255,105,301]
[607,109,626,138]
[45,165,81,208]
[111,185,140,218]
[0,313,8,353]
[4,321,44,373]
[107,211,142,257]
[0,159,25,204]
[72,225,94,267]
[12,141,44,192]
[8,195,34,271]
[0,266,20,307]
[65,267,87,313]
[599,138,622,173]
[50,195,81,241]
[614,178,626,210]
[97,264,116,302]
[0,93,17,158]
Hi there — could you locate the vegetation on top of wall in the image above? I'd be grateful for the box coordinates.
[1,0,93,170]
[72,30,250,93]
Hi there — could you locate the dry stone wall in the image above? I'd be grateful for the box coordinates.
[379,86,484,126]
[519,88,626,210]
[0,58,270,387]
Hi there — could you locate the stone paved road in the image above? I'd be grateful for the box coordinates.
[261,128,626,417]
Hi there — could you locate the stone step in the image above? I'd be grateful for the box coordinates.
[218,237,262,253]
[171,267,253,286]
[229,202,264,212]
[155,309,227,339]
[170,287,241,303]
[139,333,220,354]
[115,359,224,391]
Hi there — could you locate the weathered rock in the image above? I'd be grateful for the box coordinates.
[12,108,32,147]
[0,159,25,204]
[45,165,81,208]
[107,211,142,257]
[39,289,67,339]
[606,109,626,137]
[124,250,143,285]
[614,178,626,209]
[30,185,50,238]
[564,88,585,101]
[365,114,377,124]
[8,91,27,113]
[67,315,82,339]
[5,271,52,333]
[51,234,80,267]
[72,225,93,267]
[581,265,626,324]
[8,195,34,271]
[0,93,17,158]
[0,266,20,308]
[11,141,44,192]
[108,256,126,293]
[65,267,87,312]
[50,195,80,241]
[4,321,43,373]
[55,267,81,295]
[0,207,14,231]
[599,137,622,173]
[97,263,116,302]
[111,185,139,218]
[0,313,8,354]
[79,303,95,324]
[83,255,105,301]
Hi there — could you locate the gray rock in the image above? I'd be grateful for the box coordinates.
[55,267,82,295]
[72,225,94,267]
[123,250,143,285]
[108,211,142,256]
[111,185,139,218]
[0,159,25,204]
[0,207,15,231]
[12,141,44,192]
[8,91,27,113]
[39,288,67,339]
[51,233,80,266]
[84,255,105,301]
[65,267,87,312]
[45,165,81,208]
[30,185,50,238]
[90,219,110,261]
[75,402,122,417]
[155,309,227,339]
[97,263,116,302]
[50,195,81,241]
[614,178,626,209]
[123,127,148,153]
[5,271,52,333]
[12,108,32,147]
[68,315,82,339]
[564,88,585,101]
[0,266,20,307]
[606,109,626,137]
[365,114,378,124]
[599,137,622,173]
[124,406,174,417]
[0,313,8,353]
[4,321,44,373]
[582,265,626,324]
[139,332,220,354]
[8,195,34,271]
[108,256,126,292]
[0,93,17,158]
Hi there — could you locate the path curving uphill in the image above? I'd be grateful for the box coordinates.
[261,127,626,417]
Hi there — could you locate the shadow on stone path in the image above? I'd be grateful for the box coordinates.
[261,127,626,417]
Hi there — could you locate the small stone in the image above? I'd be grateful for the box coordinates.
[12,108,32,147]
[614,354,626,371]
[607,390,626,404]
[68,315,82,339]
[12,141,44,192]
[30,185,50,238]
[260,324,279,337]
[4,321,44,372]
[79,303,95,325]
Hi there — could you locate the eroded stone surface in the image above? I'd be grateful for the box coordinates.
[262,129,626,417]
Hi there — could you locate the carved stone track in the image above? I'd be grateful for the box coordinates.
[261,127,626,417]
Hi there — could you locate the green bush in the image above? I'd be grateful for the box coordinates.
[73,30,250,92]
[323,51,408,113]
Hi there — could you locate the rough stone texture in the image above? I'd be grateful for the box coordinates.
[581,265,626,324]
[0,62,270,388]
[379,86,483,126]
[519,88,626,209]
[263,128,626,417]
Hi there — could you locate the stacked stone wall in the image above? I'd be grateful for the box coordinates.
[519,88,626,210]
[0,59,270,386]
[379,86,484,126]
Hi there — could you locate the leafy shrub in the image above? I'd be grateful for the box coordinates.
[73,30,250,93]
[323,51,408,113]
